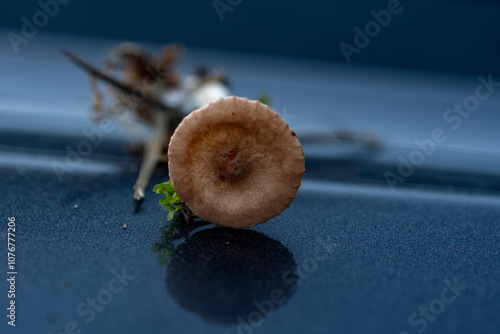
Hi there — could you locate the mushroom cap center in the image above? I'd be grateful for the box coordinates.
[216,147,247,182]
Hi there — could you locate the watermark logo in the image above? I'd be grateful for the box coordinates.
[213,0,244,21]
[51,119,116,182]
[399,277,468,334]
[385,74,500,190]
[7,0,72,54]
[6,217,17,327]
[339,0,408,64]
[275,106,297,124]
[225,237,337,334]
[48,268,135,334]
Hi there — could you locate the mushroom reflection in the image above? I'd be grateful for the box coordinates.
[154,222,298,324]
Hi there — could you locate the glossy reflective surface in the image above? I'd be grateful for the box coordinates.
[1,33,500,334]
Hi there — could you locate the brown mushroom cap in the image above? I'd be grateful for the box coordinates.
[168,96,305,228]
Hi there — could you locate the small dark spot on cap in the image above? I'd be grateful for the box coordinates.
[291,131,296,136]
[232,112,235,116]
[222,148,239,161]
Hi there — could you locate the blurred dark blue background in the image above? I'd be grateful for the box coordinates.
[1,0,500,75]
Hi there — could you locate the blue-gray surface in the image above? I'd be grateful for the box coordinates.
[1,32,500,334]
[1,154,500,334]
[1,0,500,75]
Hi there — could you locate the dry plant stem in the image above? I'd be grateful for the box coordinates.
[178,204,197,224]
[62,51,183,120]
[133,111,170,200]
[64,50,186,201]
[88,74,103,112]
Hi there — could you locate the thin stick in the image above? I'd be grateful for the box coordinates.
[61,50,183,119]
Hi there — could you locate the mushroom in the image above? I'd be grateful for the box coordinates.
[168,96,305,228]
